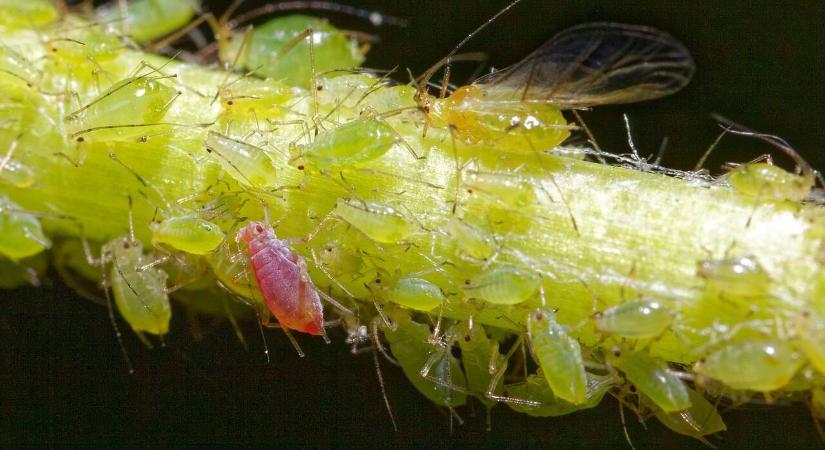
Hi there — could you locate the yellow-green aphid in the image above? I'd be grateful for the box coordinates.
[795,312,825,375]
[594,299,673,339]
[294,119,399,169]
[698,255,770,297]
[106,238,171,336]
[219,78,294,122]
[0,0,57,28]
[463,265,539,305]
[382,309,467,407]
[527,308,587,404]
[694,339,803,391]
[204,131,278,189]
[0,159,35,188]
[728,162,811,202]
[652,388,726,444]
[99,0,200,44]
[66,74,177,141]
[608,347,691,412]
[381,277,445,312]
[220,15,364,89]
[333,199,415,244]
[464,171,536,207]
[150,214,225,255]
[46,16,121,65]
[456,322,500,408]
[447,217,496,260]
[505,373,613,417]
[0,194,50,261]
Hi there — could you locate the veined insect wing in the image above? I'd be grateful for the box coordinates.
[472,22,695,108]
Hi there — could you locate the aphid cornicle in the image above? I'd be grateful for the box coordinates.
[527,308,588,404]
[237,221,324,335]
[417,22,694,151]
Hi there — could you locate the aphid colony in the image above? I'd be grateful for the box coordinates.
[1,0,824,442]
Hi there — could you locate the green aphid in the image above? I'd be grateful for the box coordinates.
[219,78,294,122]
[106,238,170,336]
[382,277,445,312]
[150,214,225,255]
[652,388,726,444]
[382,310,467,407]
[220,15,364,89]
[698,255,771,298]
[447,217,496,261]
[463,265,539,305]
[464,171,536,207]
[47,17,122,65]
[506,373,613,417]
[99,0,200,44]
[728,162,811,203]
[456,322,501,408]
[695,339,803,392]
[333,199,415,244]
[0,158,35,188]
[205,131,278,189]
[0,195,50,261]
[527,308,588,404]
[609,347,691,412]
[67,75,178,141]
[294,119,400,169]
[594,299,673,339]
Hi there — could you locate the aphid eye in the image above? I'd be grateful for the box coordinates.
[297,165,305,170]
[122,241,130,249]
[612,348,622,358]
[226,100,234,106]
[316,85,324,91]
[76,137,84,142]
[534,311,544,321]
[463,335,471,342]
[375,278,381,284]
[254,224,264,233]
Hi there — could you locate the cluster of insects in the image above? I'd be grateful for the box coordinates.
[1,0,825,444]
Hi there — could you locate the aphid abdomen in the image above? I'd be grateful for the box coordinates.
[609,348,691,413]
[205,132,278,189]
[0,195,50,261]
[239,222,324,335]
[694,339,803,392]
[333,200,415,244]
[463,265,539,305]
[109,241,171,335]
[300,119,397,169]
[382,277,445,312]
[594,300,673,339]
[527,309,588,404]
[150,215,225,255]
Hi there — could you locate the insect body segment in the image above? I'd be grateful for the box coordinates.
[0,159,35,188]
[205,131,278,189]
[381,277,445,312]
[0,195,50,261]
[728,162,811,203]
[527,308,588,404]
[237,221,324,335]
[293,119,398,169]
[694,339,803,392]
[150,214,225,255]
[463,265,539,305]
[106,238,171,336]
[594,299,673,339]
[333,199,415,244]
[609,347,691,412]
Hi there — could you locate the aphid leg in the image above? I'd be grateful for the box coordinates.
[618,399,637,450]
[216,280,270,363]
[371,316,399,366]
[570,110,606,164]
[372,348,399,431]
[98,246,134,374]
[262,313,306,358]
[221,293,248,350]
[484,336,541,407]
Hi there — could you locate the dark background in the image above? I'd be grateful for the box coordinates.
[3,1,825,448]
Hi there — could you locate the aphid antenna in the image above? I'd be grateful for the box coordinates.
[99,254,135,374]
[371,347,399,432]
[215,279,271,363]
[370,316,400,366]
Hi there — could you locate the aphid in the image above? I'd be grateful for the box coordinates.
[608,346,692,412]
[728,162,811,203]
[205,131,278,189]
[446,216,496,261]
[66,72,178,141]
[456,321,499,411]
[0,194,51,261]
[236,220,325,336]
[46,16,122,66]
[332,199,415,244]
[218,14,365,89]
[381,276,445,312]
[594,299,674,339]
[697,255,771,298]
[527,308,588,404]
[218,77,294,122]
[694,339,804,391]
[104,237,171,337]
[0,158,35,188]
[98,0,200,44]
[0,43,38,86]
[291,118,410,169]
[462,264,539,305]
[416,21,694,152]
[652,388,726,445]
[464,171,536,207]
[505,373,613,417]
[381,309,467,407]
[150,214,225,255]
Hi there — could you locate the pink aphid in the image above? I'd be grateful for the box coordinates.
[237,221,324,336]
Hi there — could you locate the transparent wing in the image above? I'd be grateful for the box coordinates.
[473,22,695,108]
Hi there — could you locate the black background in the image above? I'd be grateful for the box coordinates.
[2,1,825,448]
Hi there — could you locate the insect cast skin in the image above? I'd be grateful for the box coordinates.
[237,220,324,336]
